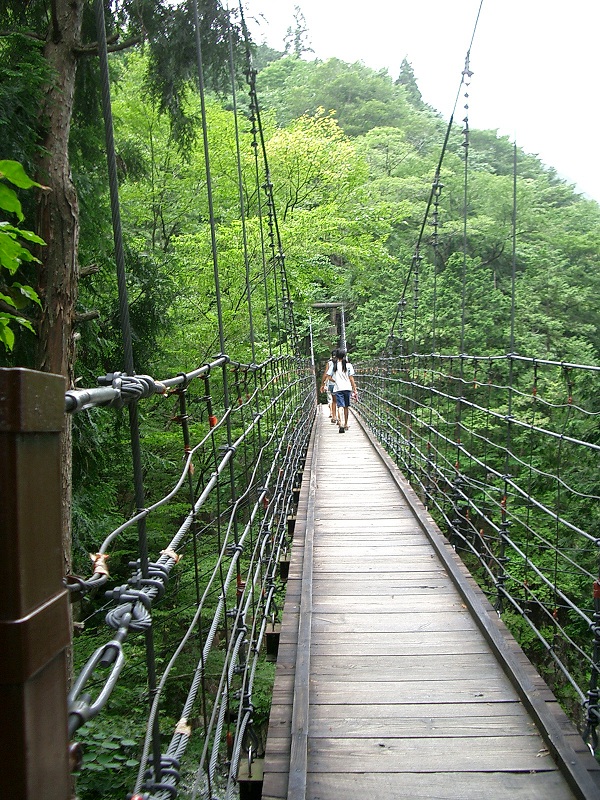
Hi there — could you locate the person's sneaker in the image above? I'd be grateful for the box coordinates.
[338,426,345,433]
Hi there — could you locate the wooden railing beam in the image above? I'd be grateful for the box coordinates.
[0,368,71,800]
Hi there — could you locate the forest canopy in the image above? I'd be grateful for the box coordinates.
[1,13,599,374]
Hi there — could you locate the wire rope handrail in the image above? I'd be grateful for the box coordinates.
[69,353,316,800]
[355,352,600,752]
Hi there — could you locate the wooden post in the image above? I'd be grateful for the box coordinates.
[0,368,71,799]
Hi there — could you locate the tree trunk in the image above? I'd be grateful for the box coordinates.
[35,0,84,587]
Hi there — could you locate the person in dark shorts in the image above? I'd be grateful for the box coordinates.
[320,348,339,424]
[327,349,358,433]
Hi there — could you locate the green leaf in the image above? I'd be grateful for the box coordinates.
[0,319,15,351]
[0,183,23,221]
[0,311,35,335]
[0,160,41,190]
[99,740,120,750]
[14,317,35,334]
[12,282,42,307]
[0,292,17,308]
[13,227,45,246]
[120,739,137,747]
[0,234,25,273]
[125,759,139,767]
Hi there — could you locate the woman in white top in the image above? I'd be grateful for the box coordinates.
[327,349,358,433]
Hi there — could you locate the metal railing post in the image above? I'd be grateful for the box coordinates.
[0,367,71,799]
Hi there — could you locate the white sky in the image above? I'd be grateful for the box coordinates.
[240,0,600,202]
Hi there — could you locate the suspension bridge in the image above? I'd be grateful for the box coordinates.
[262,404,600,800]
[2,2,600,800]
[4,350,600,800]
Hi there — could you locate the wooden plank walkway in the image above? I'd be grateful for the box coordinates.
[262,405,600,800]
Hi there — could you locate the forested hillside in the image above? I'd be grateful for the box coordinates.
[3,40,600,375]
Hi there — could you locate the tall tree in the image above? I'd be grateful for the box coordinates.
[396,57,424,108]
[0,0,243,564]
[1,0,241,378]
[283,5,313,57]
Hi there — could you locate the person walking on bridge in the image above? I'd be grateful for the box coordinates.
[327,348,358,433]
[320,349,339,424]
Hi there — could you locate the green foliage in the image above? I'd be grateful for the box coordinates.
[0,32,50,168]
[258,56,436,140]
[395,58,425,109]
[74,718,143,800]
[0,160,44,350]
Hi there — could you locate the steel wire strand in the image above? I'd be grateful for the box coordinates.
[431,408,600,503]
[224,597,276,799]
[199,501,287,795]
[422,455,599,594]
[218,483,293,794]
[383,352,600,374]
[358,369,599,579]
[192,407,310,791]
[366,386,598,640]
[221,539,278,796]
[499,530,595,628]
[367,376,600,536]
[386,355,600,417]
[498,589,589,705]
[71,377,308,744]
[132,388,311,795]
[360,388,598,705]
[388,3,484,347]
[134,487,271,795]
[500,568,595,667]
[241,35,298,352]
[93,360,298,560]
[426,433,596,544]
[369,365,600,457]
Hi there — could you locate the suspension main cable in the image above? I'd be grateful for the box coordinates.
[227,19,257,363]
[239,4,299,353]
[93,0,163,782]
[389,0,485,347]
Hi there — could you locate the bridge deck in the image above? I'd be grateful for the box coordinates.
[261,406,600,800]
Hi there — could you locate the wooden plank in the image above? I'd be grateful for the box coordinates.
[312,596,467,613]
[311,578,456,595]
[313,518,420,528]
[305,771,576,800]
[309,652,506,679]
[305,735,559,773]
[312,562,451,574]
[310,629,493,656]
[311,611,479,634]
[309,700,531,722]
[309,716,537,739]
[310,678,519,705]
[313,544,441,555]
[315,508,415,519]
